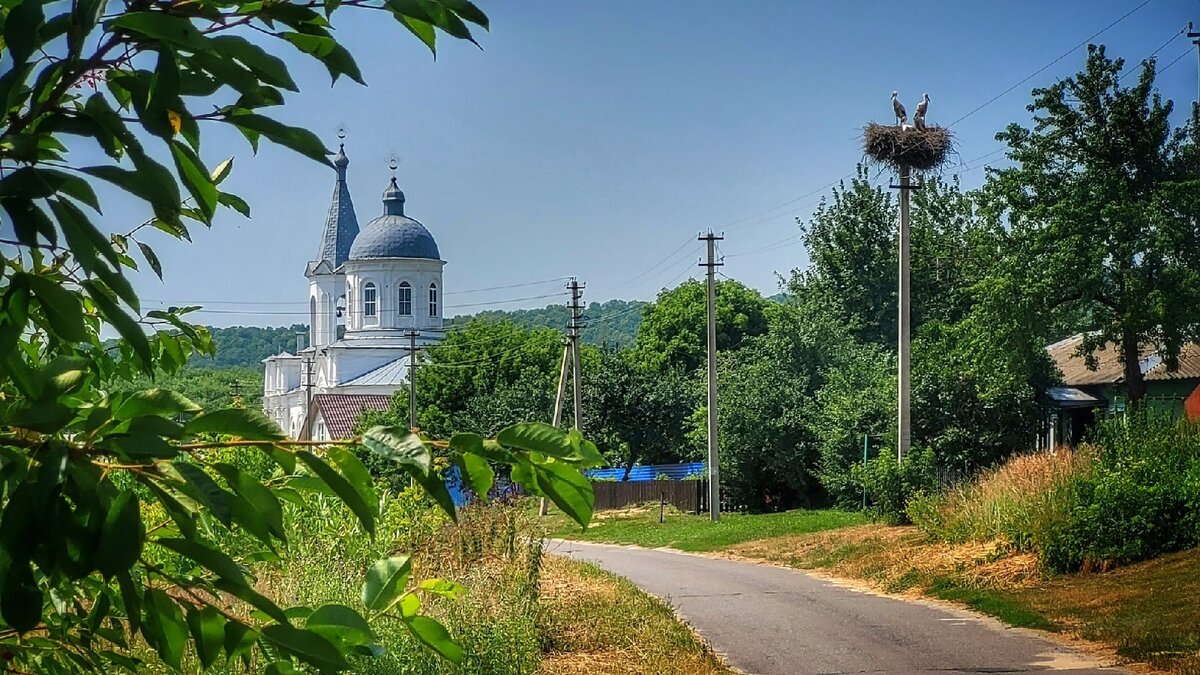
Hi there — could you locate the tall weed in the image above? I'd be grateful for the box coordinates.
[908,449,1091,553]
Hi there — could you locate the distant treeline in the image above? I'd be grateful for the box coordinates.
[190,300,648,370]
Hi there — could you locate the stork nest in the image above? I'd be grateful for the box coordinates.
[862,123,953,172]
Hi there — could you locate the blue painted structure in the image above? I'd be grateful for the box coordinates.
[586,462,706,482]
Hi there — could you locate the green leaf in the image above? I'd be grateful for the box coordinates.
[214,578,287,623]
[82,280,152,371]
[212,463,285,541]
[208,35,297,91]
[117,571,142,634]
[536,461,594,528]
[260,624,350,672]
[168,462,234,526]
[108,12,215,54]
[224,620,258,661]
[418,578,465,600]
[142,588,188,669]
[137,241,163,281]
[209,157,234,185]
[361,425,431,475]
[441,0,489,29]
[170,140,217,222]
[415,470,457,521]
[115,388,202,420]
[497,422,575,458]
[47,195,119,270]
[225,113,331,166]
[403,615,463,663]
[218,192,251,218]
[0,167,100,211]
[155,538,246,584]
[186,605,225,670]
[82,160,180,229]
[452,452,493,500]
[25,273,86,342]
[185,408,285,440]
[4,0,45,64]
[306,604,373,648]
[327,446,375,511]
[39,355,90,397]
[280,32,364,85]
[0,562,42,633]
[97,490,144,576]
[296,450,375,536]
[361,555,411,612]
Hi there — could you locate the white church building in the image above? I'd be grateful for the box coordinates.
[263,145,445,440]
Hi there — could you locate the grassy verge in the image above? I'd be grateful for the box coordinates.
[539,555,732,674]
[544,504,866,551]
[726,524,1200,674]
[140,491,728,674]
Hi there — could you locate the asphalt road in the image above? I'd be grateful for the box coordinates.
[548,540,1122,675]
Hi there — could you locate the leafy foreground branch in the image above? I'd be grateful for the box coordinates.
[0,0,610,670]
[0,396,599,672]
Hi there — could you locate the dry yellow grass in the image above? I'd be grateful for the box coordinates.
[538,555,732,675]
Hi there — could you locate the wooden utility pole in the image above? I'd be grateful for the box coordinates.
[404,329,420,431]
[567,278,585,430]
[540,338,572,517]
[891,166,914,461]
[699,231,723,522]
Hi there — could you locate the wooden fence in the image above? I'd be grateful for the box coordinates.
[591,480,708,514]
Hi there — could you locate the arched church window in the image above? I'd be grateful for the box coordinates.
[428,282,438,318]
[398,282,412,316]
[363,282,377,318]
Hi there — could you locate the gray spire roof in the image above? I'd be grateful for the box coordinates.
[314,144,359,269]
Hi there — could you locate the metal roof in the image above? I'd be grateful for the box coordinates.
[313,144,360,270]
[348,178,440,261]
[1046,386,1104,407]
[1047,334,1200,385]
[311,393,391,440]
[341,357,411,387]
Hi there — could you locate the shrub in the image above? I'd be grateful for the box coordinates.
[857,447,937,524]
[1041,414,1200,572]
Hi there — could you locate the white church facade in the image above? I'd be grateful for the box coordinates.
[263,145,445,440]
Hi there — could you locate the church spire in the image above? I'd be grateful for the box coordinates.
[314,141,359,269]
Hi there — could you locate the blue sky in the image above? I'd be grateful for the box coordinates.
[38,0,1200,326]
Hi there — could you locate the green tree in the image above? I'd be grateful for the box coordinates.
[633,279,773,373]
[582,347,699,478]
[0,2,600,672]
[985,45,1200,406]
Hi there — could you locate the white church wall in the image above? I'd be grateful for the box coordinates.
[344,258,445,334]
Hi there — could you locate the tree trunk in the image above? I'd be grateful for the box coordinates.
[1122,334,1147,409]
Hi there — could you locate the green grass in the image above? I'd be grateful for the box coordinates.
[545,505,867,552]
[928,579,1058,632]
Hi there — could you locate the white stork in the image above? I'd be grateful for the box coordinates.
[914,93,930,131]
[892,91,907,126]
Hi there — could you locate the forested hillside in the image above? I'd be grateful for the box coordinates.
[447,299,647,348]
[191,324,309,368]
[195,301,646,369]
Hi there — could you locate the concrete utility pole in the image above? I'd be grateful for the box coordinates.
[699,231,723,522]
[567,278,585,430]
[892,166,914,462]
[404,329,420,430]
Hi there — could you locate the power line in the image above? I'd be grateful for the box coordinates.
[144,276,568,307]
[947,0,1154,128]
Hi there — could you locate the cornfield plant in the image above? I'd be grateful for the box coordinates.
[0,0,601,671]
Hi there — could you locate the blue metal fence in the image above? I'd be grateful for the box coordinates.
[585,462,706,482]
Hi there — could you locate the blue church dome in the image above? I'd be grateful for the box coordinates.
[348,178,441,260]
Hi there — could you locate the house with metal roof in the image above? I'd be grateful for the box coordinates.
[1044,334,1200,447]
[262,144,445,440]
